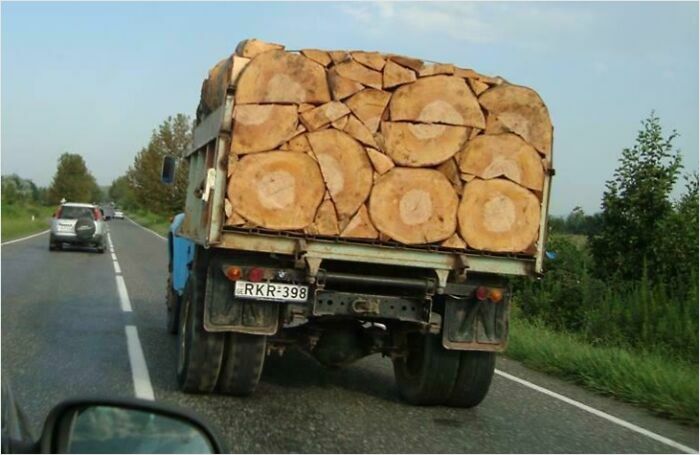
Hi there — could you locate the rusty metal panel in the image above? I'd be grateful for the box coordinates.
[535,165,554,275]
[181,148,209,243]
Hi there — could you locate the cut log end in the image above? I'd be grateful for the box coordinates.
[381,122,469,167]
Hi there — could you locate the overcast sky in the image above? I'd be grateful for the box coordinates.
[2,1,698,215]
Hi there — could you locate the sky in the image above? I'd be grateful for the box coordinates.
[1,1,698,215]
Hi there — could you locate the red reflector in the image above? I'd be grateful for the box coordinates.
[248,267,264,282]
[475,286,488,301]
[224,266,242,281]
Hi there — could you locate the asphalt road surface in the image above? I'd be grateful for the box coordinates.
[2,220,698,453]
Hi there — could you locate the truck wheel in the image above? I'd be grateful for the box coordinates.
[166,275,180,335]
[176,270,224,393]
[447,351,496,408]
[392,333,460,405]
[217,333,266,396]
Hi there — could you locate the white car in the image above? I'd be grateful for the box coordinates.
[49,203,107,253]
[113,210,124,220]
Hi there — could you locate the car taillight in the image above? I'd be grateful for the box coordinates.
[489,288,504,303]
[223,266,242,281]
[475,286,489,301]
[248,267,264,282]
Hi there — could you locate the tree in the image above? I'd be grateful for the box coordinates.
[108,175,135,208]
[591,113,683,282]
[47,153,102,205]
[127,114,191,215]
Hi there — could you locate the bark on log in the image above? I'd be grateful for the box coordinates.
[340,204,379,239]
[458,133,544,191]
[231,104,299,154]
[383,60,417,89]
[458,178,540,253]
[300,101,351,131]
[235,39,284,58]
[389,76,485,129]
[369,168,458,244]
[307,129,373,223]
[328,67,365,101]
[478,84,553,158]
[344,89,392,133]
[228,151,325,230]
[351,51,386,71]
[235,50,331,104]
[334,60,383,89]
[381,121,469,167]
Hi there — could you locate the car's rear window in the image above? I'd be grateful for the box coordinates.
[58,206,95,220]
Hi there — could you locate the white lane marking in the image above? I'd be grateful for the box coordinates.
[115,275,132,312]
[126,216,167,241]
[110,252,118,261]
[113,260,122,274]
[1,229,50,246]
[495,369,697,453]
[125,326,155,401]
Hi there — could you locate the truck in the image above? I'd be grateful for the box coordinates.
[161,41,552,408]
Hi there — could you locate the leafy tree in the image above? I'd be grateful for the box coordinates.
[2,174,42,204]
[47,153,101,205]
[591,113,683,282]
[108,175,136,208]
[126,114,191,215]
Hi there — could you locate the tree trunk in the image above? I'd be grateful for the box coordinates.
[340,204,379,239]
[383,60,417,89]
[381,122,469,167]
[328,67,365,101]
[344,89,393,133]
[305,199,340,236]
[351,51,386,71]
[369,168,458,244]
[458,133,544,192]
[300,101,350,131]
[334,60,383,89]
[228,151,325,230]
[235,39,284,58]
[231,104,299,154]
[457,178,540,253]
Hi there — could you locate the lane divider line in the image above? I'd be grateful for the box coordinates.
[115,275,132,312]
[495,369,697,453]
[126,216,167,241]
[1,229,50,246]
[113,260,122,275]
[110,252,118,261]
[125,326,155,401]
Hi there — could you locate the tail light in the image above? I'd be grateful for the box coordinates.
[475,286,504,302]
[475,286,488,301]
[248,267,264,282]
[223,266,242,281]
[489,288,504,303]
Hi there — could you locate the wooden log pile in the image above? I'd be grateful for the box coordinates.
[200,39,553,255]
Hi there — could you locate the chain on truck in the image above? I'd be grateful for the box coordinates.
[160,56,552,409]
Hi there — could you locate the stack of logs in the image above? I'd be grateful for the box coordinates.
[199,39,553,254]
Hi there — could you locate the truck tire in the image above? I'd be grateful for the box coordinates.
[166,275,180,335]
[176,267,225,393]
[217,333,267,396]
[446,351,496,408]
[392,333,460,405]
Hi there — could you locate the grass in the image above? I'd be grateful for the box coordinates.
[1,203,55,241]
[125,207,171,237]
[506,315,699,424]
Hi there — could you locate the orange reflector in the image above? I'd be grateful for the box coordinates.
[224,266,242,281]
[475,286,488,301]
[489,288,504,303]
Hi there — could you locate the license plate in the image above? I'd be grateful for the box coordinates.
[234,280,309,302]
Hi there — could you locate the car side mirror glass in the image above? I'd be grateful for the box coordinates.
[161,156,177,185]
[41,400,222,454]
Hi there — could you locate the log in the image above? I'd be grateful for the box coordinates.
[235,50,331,104]
[228,151,325,230]
[329,50,351,64]
[458,178,540,253]
[197,56,232,121]
[389,76,485,129]
[458,133,544,191]
[285,133,311,153]
[478,84,553,158]
[441,233,467,249]
[301,49,332,67]
[307,129,373,223]
[344,89,392,133]
[418,63,455,77]
[305,199,339,236]
[365,147,395,175]
[328,67,365,100]
[351,51,386,71]
[235,39,284,58]
[340,204,379,239]
[386,54,424,72]
[436,158,463,195]
[380,121,469,167]
[300,101,351,131]
[331,116,349,130]
[334,60,383,89]
[231,104,299,154]
[467,78,489,96]
[484,114,509,135]
[344,115,379,148]
[369,168,458,244]
[383,60,417,89]
[454,67,500,85]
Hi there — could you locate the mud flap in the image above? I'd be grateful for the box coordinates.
[203,261,279,335]
[442,295,509,352]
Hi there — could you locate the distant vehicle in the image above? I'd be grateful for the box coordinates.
[49,203,106,253]
[114,210,125,220]
[102,205,116,220]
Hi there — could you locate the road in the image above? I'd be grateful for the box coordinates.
[2,219,698,453]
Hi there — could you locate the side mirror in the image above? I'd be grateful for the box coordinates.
[39,398,224,454]
[161,156,177,185]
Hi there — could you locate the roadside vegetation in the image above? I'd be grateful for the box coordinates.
[509,113,699,423]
